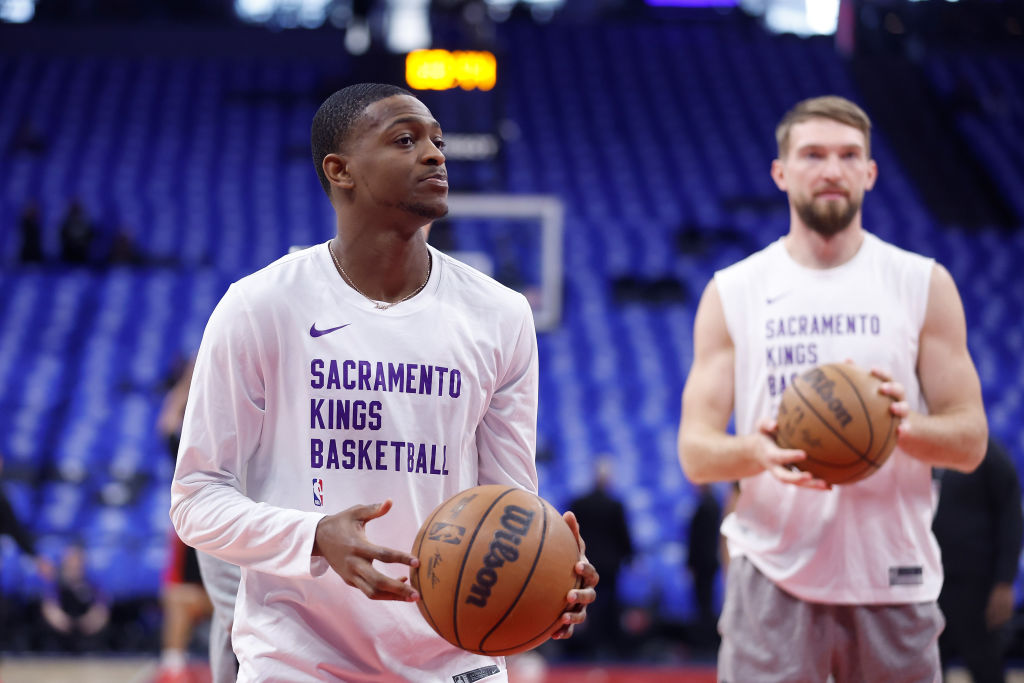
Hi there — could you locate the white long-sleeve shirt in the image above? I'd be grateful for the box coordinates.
[170,242,539,682]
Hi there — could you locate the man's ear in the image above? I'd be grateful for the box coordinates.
[864,158,878,192]
[770,158,787,192]
[323,153,354,191]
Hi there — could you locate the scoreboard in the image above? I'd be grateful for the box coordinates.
[406,49,497,92]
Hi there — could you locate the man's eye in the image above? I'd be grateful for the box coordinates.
[434,139,446,151]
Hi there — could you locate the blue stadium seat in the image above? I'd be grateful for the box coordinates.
[0,19,1022,623]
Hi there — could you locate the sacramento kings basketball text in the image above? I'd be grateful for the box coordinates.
[765,312,881,398]
[308,357,463,474]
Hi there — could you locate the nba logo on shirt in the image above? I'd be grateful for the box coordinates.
[312,478,324,507]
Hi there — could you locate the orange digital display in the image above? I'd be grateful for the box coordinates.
[406,50,497,92]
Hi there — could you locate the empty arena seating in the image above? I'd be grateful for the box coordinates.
[0,15,1022,630]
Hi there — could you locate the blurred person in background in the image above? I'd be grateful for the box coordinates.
[58,199,94,265]
[567,456,633,660]
[0,451,54,648]
[933,436,1023,683]
[157,356,241,683]
[0,453,52,576]
[10,118,47,156]
[157,538,212,683]
[156,357,213,683]
[39,543,110,652]
[18,201,44,264]
[686,484,722,653]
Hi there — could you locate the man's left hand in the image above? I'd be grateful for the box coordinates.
[986,582,1015,630]
[551,511,599,640]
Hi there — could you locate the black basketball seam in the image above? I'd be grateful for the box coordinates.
[482,606,567,656]
[866,410,899,469]
[802,416,896,484]
[478,494,550,654]
[486,606,567,656]
[788,368,899,483]
[795,457,868,470]
[831,463,874,484]
[791,377,868,463]
[856,427,888,467]
[451,486,517,650]
[413,501,449,640]
[833,424,895,483]
[779,419,854,468]
[832,366,899,473]
[777,429,859,469]
[482,573,585,656]
[831,365,876,459]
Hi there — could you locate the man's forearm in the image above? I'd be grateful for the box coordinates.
[679,430,763,484]
[899,408,987,472]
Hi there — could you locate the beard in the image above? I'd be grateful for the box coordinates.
[794,193,860,237]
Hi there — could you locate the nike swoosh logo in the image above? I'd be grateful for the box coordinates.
[309,323,351,338]
[766,291,792,305]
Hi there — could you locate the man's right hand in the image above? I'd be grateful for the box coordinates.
[34,556,56,581]
[312,500,420,602]
[752,418,830,490]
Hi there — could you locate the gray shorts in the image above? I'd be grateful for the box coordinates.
[718,556,944,683]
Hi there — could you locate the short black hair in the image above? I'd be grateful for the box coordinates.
[310,83,414,196]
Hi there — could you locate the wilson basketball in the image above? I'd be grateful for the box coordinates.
[410,485,581,656]
[775,363,900,485]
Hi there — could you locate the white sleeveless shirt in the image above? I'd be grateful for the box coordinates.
[716,232,940,604]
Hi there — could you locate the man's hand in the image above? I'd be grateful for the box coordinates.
[551,511,599,640]
[752,418,830,489]
[866,365,910,429]
[80,604,110,635]
[986,582,1015,631]
[34,556,55,581]
[313,500,420,602]
[41,601,72,633]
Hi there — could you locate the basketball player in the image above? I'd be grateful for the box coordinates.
[170,83,597,682]
[677,96,987,682]
[159,355,241,683]
[157,357,218,683]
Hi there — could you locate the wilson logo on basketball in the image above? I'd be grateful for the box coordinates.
[465,505,535,608]
[412,485,580,655]
[804,368,853,428]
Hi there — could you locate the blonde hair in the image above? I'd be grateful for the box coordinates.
[775,95,872,159]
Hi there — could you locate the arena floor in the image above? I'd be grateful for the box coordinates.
[0,657,1017,683]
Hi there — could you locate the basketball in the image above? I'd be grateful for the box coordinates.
[410,485,581,656]
[775,363,900,485]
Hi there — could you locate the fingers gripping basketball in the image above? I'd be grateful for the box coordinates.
[775,363,900,485]
[410,485,581,656]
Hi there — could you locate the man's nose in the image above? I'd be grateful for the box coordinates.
[423,141,445,165]
[822,154,842,179]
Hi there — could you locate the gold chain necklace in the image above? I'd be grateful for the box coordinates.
[328,240,431,311]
